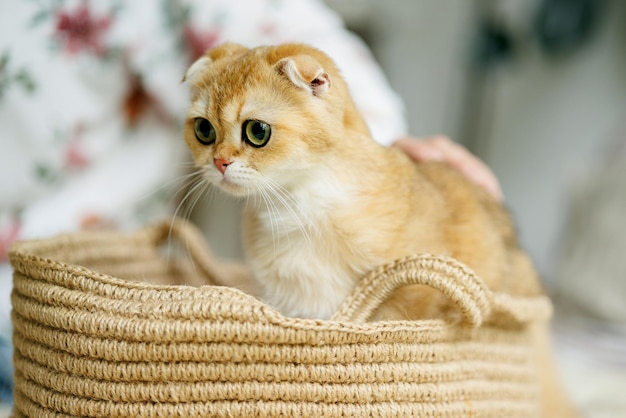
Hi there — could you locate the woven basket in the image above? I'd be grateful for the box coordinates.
[9,219,553,418]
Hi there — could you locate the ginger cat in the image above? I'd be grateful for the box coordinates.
[182,42,543,320]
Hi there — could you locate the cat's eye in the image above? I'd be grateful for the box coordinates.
[242,120,271,148]
[194,118,216,145]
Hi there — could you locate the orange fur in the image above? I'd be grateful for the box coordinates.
[183,42,543,320]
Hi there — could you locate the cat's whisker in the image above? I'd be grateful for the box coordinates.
[170,169,214,277]
[163,176,201,270]
[259,177,312,247]
[168,173,210,249]
[185,177,211,222]
[263,176,319,235]
[243,183,254,212]
[256,184,281,257]
[181,177,212,276]
[166,172,201,233]
[168,171,206,210]
[138,169,203,206]
[171,175,205,220]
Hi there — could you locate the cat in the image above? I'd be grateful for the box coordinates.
[181,42,543,321]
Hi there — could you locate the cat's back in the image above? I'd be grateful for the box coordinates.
[401,159,541,296]
[371,154,543,320]
[417,161,514,240]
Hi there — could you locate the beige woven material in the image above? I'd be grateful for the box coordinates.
[9,219,553,417]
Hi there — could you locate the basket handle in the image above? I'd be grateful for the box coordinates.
[149,218,257,294]
[330,254,493,327]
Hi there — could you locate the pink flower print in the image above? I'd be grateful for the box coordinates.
[64,124,89,170]
[0,221,21,263]
[54,2,112,56]
[183,26,220,62]
[65,146,89,169]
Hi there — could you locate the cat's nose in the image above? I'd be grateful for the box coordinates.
[214,158,232,175]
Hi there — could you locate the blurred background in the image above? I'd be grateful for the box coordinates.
[1,0,626,416]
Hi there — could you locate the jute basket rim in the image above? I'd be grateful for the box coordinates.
[9,219,552,332]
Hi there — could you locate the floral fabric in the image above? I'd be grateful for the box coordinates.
[0,0,407,402]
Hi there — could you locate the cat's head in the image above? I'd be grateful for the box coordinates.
[182,43,369,197]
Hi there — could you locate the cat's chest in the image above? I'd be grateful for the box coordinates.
[244,194,372,319]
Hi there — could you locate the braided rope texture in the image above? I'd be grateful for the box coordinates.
[9,220,552,417]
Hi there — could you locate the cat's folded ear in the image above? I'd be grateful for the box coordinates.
[182,55,211,84]
[275,55,331,97]
[182,43,249,84]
